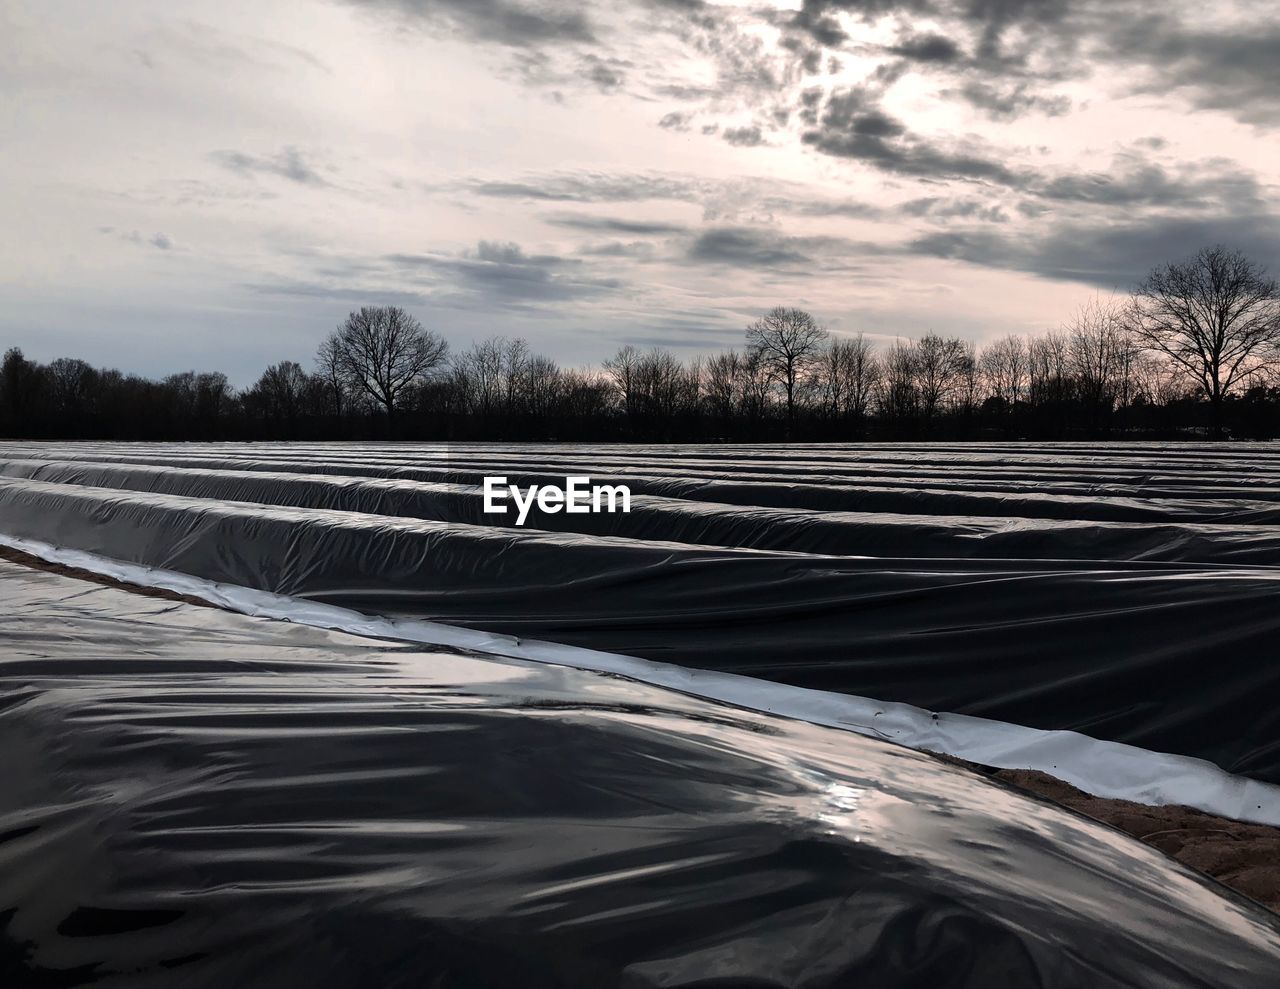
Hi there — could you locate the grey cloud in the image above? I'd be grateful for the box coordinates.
[579,53,629,91]
[688,228,810,267]
[577,241,659,258]
[101,227,176,250]
[544,213,688,235]
[686,226,876,270]
[801,88,1027,186]
[209,147,327,186]
[1107,19,1280,125]
[247,282,431,306]
[387,241,624,306]
[950,80,1071,120]
[468,173,698,203]
[900,197,1009,222]
[787,0,934,46]
[339,0,596,46]
[659,111,693,130]
[722,125,765,147]
[1034,157,1264,210]
[888,32,962,63]
[653,83,718,102]
[908,212,1280,289]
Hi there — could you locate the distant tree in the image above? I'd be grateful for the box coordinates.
[878,340,918,422]
[1028,330,1072,408]
[334,306,449,422]
[704,350,742,425]
[746,306,829,431]
[603,345,642,423]
[816,334,877,427]
[978,335,1028,410]
[1,347,38,431]
[48,358,98,423]
[913,333,969,421]
[1129,246,1280,437]
[1065,297,1131,429]
[251,360,309,434]
[315,332,350,419]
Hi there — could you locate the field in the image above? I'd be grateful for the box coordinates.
[2,441,1280,984]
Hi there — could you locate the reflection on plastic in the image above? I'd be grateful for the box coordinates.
[2,559,1279,987]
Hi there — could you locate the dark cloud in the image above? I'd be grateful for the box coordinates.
[577,241,658,258]
[901,197,1009,223]
[1034,157,1265,210]
[1107,19,1280,125]
[686,226,876,271]
[888,32,962,63]
[339,0,596,47]
[468,173,697,203]
[386,241,624,306]
[788,0,934,46]
[659,111,693,131]
[544,213,688,235]
[578,53,629,91]
[909,212,1280,289]
[722,125,764,147]
[209,147,327,185]
[801,88,1027,186]
[950,80,1071,120]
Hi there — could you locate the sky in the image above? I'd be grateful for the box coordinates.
[2,0,1278,384]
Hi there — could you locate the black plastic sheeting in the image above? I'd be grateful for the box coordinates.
[0,443,1279,788]
[3,560,1279,987]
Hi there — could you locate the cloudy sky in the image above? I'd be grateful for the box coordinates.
[3,0,1278,383]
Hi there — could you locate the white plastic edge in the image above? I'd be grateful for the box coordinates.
[4,531,1279,828]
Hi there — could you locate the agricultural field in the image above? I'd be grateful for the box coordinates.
[2,441,1280,985]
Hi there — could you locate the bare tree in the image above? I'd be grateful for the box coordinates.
[816,334,878,425]
[315,331,350,418]
[704,350,742,423]
[524,355,562,421]
[913,332,969,420]
[1066,296,1131,428]
[745,306,829,430]
[255,360,310,431]
[48,358,98,419]
[602,345,642,421]
[878,340,918,420]
[978,335,1027,410]
[1028,330,1072,407]
[739,348,773,427]
[334,306,449,421]
[1129,245,1280,437]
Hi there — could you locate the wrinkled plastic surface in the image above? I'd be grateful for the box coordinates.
[0,442,1278,788]
[2,559,1279,987]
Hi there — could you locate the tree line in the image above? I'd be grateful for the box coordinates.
[3,245,1278,443]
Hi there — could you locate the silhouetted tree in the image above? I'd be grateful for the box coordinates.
[1130,246,1280,438]
[746,306,829,432]
[315,332,350,420]
[334,306,449,423]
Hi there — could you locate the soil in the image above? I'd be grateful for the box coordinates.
[994,768,1280,914]
[3,544,1277,915]
[0,545,216,608]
